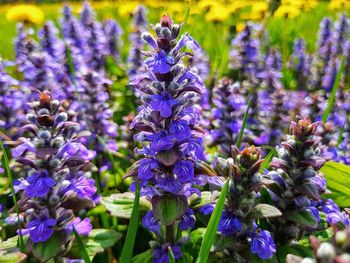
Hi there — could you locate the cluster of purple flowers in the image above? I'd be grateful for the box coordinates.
[200,146,279,260]
[129,15,208,262]
[128,5,148,79]
[10,3,120,179]
[209,77,250,155]
[0,61,26,134]
[264,117,349,244]
[11,92,97,260]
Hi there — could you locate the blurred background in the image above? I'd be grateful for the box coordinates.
[0,0,349,77]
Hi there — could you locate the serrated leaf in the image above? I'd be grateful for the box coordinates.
[284,210,318,228]
[101,193,151,218]
[32,236,60,261]
[248,204,282,219]
[321,161,350,207]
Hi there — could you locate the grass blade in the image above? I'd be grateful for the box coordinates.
[259,149,277,173]
[72,227,91,263]
[196,179,229,263]
[236,98,252,149]
[120,181,141,263]
[168,247,175,263]
[0,141,25,252]
[322,57,344,123]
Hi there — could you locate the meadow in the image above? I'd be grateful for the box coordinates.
[0,0,350,262]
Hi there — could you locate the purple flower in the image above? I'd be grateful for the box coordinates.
[66,217,92,236]
[23,217,56,243]
[150,92,178,118]
[153,244,182,263]
[138,158,159,181]
[218,210,242,237]
[250,230,276,260]
[178,209,195,230]
[142,211,160,233]
[148,132,175,152]
[25,171,56,197]
[169,120,191,141]
[174,160,194,183]
[145,50,175,74]
[322,199,350,226]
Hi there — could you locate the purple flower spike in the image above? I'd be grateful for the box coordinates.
[130,15,211,262]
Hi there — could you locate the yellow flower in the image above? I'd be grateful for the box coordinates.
[236,22,246,33]
[274,4,301,19]
[118,2,139,17]
[329,0,350,10]
[6,4,44,25]
[205,4,231,22]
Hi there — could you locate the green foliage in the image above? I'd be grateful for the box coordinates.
[120,181,141,263]
[322,57,344,123]
[236,98,252,149]
[321,161,350,207]
[196,179,229,263]
[0,141,24,252]
[0,236,27,263]
[248,204,282,219]
[101,192,151,219]
[284,210,318,228]
[73,227,91,263]
[131,249,152,263]
[32,236,61,262]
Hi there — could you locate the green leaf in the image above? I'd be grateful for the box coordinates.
[73,227,91,263]
[32,236,60,262]
[101,192,151,219]
[131,250,152,263]
[321,161,350,207]
[196,179,229,263]
[284,210,318,228]
[248,204,282,219]
[259,149,277,173]
[0,141,24,252]
[0,252,27,263]
[236,98,252,148]
[322,57,344,123]
[84,229,121,257]
[0,236,27,263]
[120,181,141,263]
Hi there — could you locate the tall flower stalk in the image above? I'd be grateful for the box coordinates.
[200,146,280,261]
[128,5,148,79]
[129,15,207,262]
[265,117,348,245]
[11,91,97,261]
